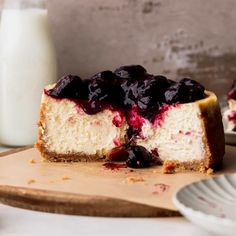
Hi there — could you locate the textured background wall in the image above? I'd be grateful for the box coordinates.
[2,0,236,100]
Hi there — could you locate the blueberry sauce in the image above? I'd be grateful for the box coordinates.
[153,183,170,195]
[47,65,206,169]
[103,162,127,170]
[125,145,153,168]
[108,147,129,162]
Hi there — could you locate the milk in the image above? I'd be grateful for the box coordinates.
[0,9,57,146]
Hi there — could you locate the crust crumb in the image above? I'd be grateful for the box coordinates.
[30,159,36,164]
[162,161,176,174]
[27,179,36,185]
[206,168,214,175]
[62,176,71,181]
[126,176,145,183]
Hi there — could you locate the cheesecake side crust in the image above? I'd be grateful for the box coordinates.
[162,160,206,174]
[198,91,225,170]
[36,91,225,172]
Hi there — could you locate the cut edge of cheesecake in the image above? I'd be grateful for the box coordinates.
[35,89,225,173]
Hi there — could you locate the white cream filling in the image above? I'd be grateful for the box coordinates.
[137,103,205,161]
[42,95,127,154]
[41,94,206,161]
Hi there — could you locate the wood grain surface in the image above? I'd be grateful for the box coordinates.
[0,146,235,217]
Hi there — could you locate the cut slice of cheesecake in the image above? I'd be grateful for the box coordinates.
[224,80,236,132]
[36,65,225,173]
[37,87,128,162]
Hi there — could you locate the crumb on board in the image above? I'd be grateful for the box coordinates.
[30,159,36,164]
[162,161,176,174]
[207,168,214,175]
[27,179,36,185]
[126,176,145,183]
[62,176,71,181]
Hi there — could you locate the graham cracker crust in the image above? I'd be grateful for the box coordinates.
[36,143,106,162]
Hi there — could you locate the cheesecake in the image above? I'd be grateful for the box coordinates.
[224,80,236,132]
[36,65,225,173]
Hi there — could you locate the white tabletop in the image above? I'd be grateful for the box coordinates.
[0,146,214,236]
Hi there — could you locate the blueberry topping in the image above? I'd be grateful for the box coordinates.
[126,146,152,168]
[114,65,147,79]
[180,78,205,101]
[88,79,109,102]
[48,75,83,99]
[91,70,114,81]
[164,82,189,104]
[48,65,206,120]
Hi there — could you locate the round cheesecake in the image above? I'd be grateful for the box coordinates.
[36,65,225,173]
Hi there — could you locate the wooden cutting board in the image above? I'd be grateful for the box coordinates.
[0,146,235,217]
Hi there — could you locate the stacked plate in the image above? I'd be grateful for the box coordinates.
[173,174,236,235]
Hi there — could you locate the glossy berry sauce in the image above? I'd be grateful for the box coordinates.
[46,65,206,168]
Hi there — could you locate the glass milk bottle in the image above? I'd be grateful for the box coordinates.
[0,0,57,146]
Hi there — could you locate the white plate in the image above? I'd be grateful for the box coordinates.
[173,173,236,236]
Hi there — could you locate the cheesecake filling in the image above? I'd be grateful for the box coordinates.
[138,103,205,161]
[41,95,128,155]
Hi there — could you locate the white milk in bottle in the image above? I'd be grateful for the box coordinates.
[0,0,57,146]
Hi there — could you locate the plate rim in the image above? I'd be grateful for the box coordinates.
[173,173,236,226]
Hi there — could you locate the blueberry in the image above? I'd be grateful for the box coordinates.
[114,65,147,80]
[88,70,120,104]
[143,75,172,101]
[135,75,171,119]
[164,82,190,104]
[119,80,138,108]
[91,70,114,82]
[180,78,205,101]
[87,72,113,102]
[88,80,109,102]
[126,145,152,168]
[48,75,83,99]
